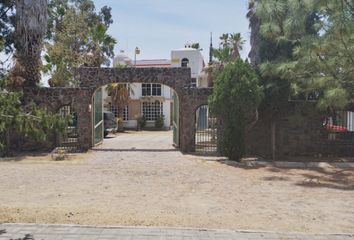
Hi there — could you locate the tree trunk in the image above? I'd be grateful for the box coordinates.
[248,4,261,67]
[15,0,48,88]
[117,107,124,132]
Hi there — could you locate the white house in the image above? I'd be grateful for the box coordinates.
[171,46,205,87]
[103,46,207,130]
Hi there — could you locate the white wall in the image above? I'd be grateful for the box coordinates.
[129,83,141,99]
[171,48,204,78]
[163,100,171,128]
[102,81,173,129]
[163,85,171,99]
[124,120,137,129]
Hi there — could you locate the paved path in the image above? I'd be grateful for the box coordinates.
[0,224,353,240]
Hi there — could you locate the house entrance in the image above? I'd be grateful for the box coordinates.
[92,82,180,149]
[195,105,218,154]
[26,67,213,153]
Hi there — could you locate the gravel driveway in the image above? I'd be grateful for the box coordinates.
[0,131,353,234]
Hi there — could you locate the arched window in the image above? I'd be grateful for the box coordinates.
[181,58,189,68]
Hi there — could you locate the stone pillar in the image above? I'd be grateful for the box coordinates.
[75,89,93,151]
[179,94,196,153]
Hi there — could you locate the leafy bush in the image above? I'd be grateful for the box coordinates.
[137,115,146,130]
[209,59,263,161]
[155,115,164,129]
[0,82,68,156]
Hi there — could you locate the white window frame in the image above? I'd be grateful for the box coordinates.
[141,101,163,121]
[142,83,162,96]
[110,105,129,121]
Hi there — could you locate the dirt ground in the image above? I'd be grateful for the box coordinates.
[0,131,353,234]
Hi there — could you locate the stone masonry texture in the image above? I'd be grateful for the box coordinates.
[23,67,211,152]
[22,67,354,157]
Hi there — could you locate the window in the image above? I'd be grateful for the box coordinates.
[142,83,161,96]
[181,58,189,67]
[142,101,163,121]
[110,105,128,121]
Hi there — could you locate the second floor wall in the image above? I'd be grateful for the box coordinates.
[102,83,173,101]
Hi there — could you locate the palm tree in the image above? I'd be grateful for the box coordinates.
[219,33,230,48]
[106,83,133,131]
[247,0,261,66]
[230,33,245,60]
[14,0,48,87]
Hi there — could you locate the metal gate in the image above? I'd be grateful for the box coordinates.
[57,105,78,152]
[93,87,104,145]
[195,105,217,153]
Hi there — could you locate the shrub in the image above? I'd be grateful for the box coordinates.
[137,115,146,130]
[209,59,263,161]
[155,115,164,129]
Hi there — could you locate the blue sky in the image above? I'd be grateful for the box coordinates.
[93,0,250,62]
[0,0,250,71]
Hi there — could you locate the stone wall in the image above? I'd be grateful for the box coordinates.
[75,67,192,92]
[245,102,347,159]
[23,67,211,153]
[24,87,93,151]
[23,81,354,158]
[179,87,213,152]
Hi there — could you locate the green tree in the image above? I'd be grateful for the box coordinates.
[248,0,295,114]
[230,33,245,59]
[0,1,15,57]
[209,59,263,161]
[44,0,116,87]
[212,33,245,64]
[253,0,354,110]
[0,77,68,156]
[191,42,202,50]
[0,1,68,156]
[13,0,48,87]
[105,83,133,131]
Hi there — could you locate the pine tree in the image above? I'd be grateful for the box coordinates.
[252,0,354,110]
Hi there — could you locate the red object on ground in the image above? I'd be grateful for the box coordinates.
[325,124,348,132]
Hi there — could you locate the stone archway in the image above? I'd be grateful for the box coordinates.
[24,67,212,153]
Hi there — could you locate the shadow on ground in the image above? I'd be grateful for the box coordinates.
[0,229,34,240]
[216,160,354,191]
[0,151,51,162]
